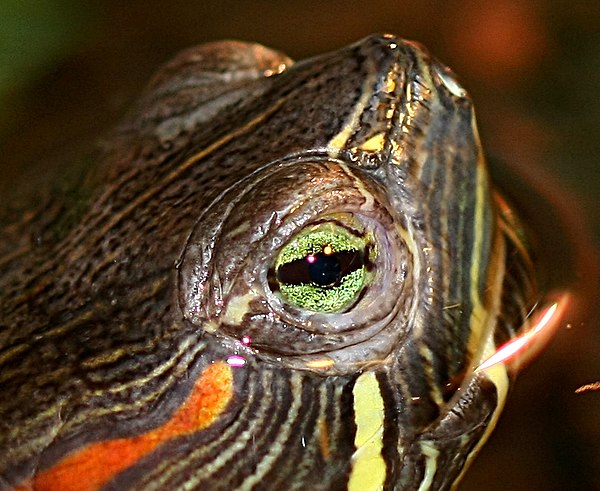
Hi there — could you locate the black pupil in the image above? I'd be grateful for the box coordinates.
[276,248,364,287]
[308,252,341,286]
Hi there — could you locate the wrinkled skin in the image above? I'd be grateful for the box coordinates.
[0,35,537,490]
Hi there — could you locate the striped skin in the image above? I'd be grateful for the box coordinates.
[0,35,537,490]
[16,362,234,490]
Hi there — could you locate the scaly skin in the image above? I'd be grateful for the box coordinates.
[0,35,537,490]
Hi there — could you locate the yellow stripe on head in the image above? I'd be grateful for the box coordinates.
[348,371,386,491]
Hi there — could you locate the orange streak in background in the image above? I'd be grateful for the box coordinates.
[16,361,233,491]
[476,294,571,373]
[575,381,600,394]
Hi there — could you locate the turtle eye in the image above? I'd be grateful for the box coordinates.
[269,221,374,313]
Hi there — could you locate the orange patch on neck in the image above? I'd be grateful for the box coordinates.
[318,417,331,461]
[16,361,233,491]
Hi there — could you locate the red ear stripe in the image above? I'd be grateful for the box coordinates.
[15,362,234,491]
[476,292,571,373]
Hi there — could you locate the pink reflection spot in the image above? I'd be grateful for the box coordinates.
[227,355,246,368]
[241,336,252,345]
[307,254,316,264]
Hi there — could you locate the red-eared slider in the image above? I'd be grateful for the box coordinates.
[0,34,584,490]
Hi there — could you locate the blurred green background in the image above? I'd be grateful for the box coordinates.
[1,1,598,489]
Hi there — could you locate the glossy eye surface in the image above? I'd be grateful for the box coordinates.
[270,220,375,312]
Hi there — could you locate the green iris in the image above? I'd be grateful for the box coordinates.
[273,222,374,313]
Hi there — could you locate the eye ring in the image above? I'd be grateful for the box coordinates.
[179,158,414,371]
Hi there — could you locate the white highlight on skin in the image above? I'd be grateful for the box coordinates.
[418,441,440,491]
[433,65,467,98]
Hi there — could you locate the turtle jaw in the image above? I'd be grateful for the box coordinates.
[386,330,511,491]
[384,371,507,490]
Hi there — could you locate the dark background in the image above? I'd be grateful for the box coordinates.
[1,1,598,489]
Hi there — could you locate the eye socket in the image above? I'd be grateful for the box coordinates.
[269,220,375,313]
